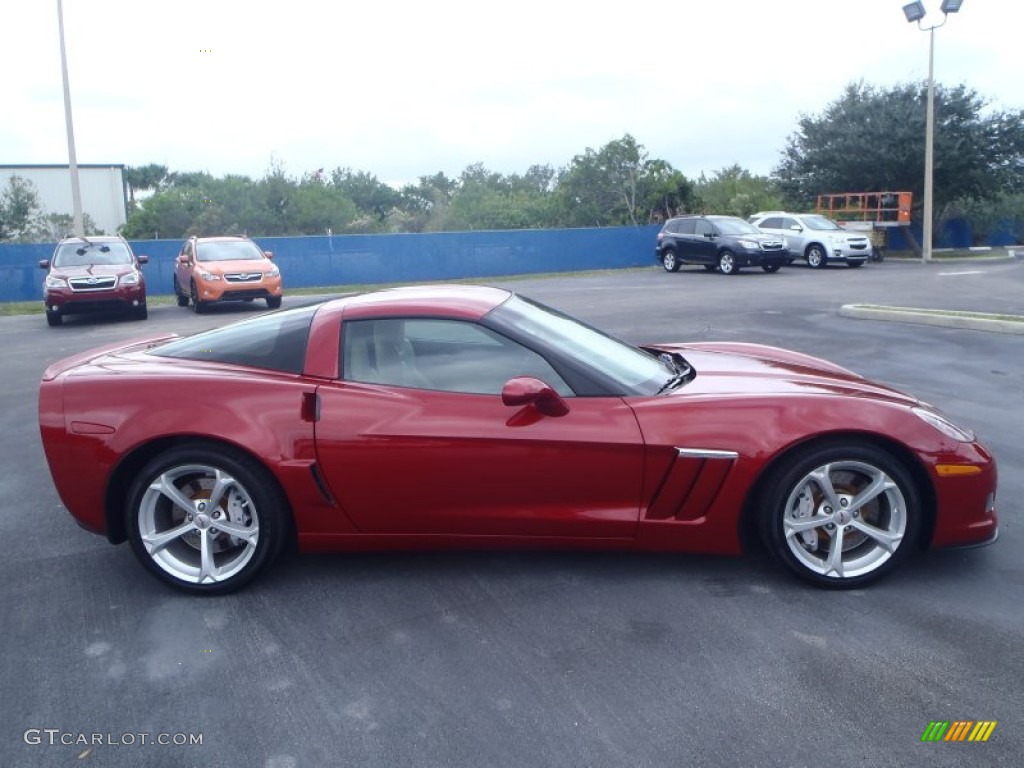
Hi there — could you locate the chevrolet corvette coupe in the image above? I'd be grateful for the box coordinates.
[38,285,998,594]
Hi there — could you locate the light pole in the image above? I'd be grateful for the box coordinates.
[57,0,85,238]
[902,0,964,263]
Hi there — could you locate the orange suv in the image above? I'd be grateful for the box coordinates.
[173,236,283,313]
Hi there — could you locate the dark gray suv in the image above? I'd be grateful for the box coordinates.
[655,215,789,275]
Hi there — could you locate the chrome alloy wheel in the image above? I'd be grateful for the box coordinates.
[782,460,906,580]
[137,464,260,585]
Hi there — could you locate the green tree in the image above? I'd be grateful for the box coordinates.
[554,135,694,227]
[331,168,403,227]
[0,175,43,241]
[123,163,169,210]
[29,212,102,242]
[695,165,784,218]
[773,81,1024,225]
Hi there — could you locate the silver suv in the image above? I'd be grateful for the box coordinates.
[749,212,870,268]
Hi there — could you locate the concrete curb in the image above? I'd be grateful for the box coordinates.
[839,304,1024,335]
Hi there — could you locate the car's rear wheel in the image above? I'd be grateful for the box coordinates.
[190,280,207,314]
[126,444,289,594]
[266,296,282,309]
[806,245,827,269]
[174,277,190,307]
[760,442,920,588]
[662,250,681,272]
[45,310,62,327]
[762,264,781,273]
[718,251,739,275]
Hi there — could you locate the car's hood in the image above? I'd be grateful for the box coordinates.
[51,264,136,278]
[196,259,271,275]
[648,341,919,404]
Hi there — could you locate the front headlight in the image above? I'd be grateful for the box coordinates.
[266,267,280,278]
[737,239,759,250]
[44,275,67,289]
[199,271,221,281]
[912,406,975,442]
[120,272,140,285]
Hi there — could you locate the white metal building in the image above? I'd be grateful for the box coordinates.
[0,164,127,235]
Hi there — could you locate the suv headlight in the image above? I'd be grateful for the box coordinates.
[266,266,280,278]
[44,275,67,289]
[737,239,759,250]
[120,272,140,285]
[912,406,975,442]
[199,271,221,281]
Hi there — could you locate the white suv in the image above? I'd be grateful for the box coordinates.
[749,212,871,268]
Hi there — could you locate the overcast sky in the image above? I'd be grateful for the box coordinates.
[3,0,1021,187]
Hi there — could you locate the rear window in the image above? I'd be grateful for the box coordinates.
[150,305,318,373]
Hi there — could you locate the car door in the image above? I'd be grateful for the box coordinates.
[175,241,192,288]
[313,316,645,538]
[671,218,697,263]
[693,219,717,264]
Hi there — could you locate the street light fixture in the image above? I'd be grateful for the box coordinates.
[902,0,964,263]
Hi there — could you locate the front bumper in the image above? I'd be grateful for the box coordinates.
[44,285,146,315]
[195,276,283,302]
[735,249,789,267]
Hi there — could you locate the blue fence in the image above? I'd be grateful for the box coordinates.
[0,226,661,303]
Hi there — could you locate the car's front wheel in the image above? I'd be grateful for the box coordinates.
[190,280,207,314]
[760,442,920,588]
[661,251,681,272]
[762,264,781,273]
[133,302,148,320]
[266,296,282,309]
[806,245,827,269]
[847,260,864,268]
[45,310,63,327]
[718,251,739,275]
[126,444,290,594]
[174,276,190,307]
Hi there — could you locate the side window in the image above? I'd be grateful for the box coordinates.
[183,242,193,260]
[780,217,799,230]
[675,218,697,235]
[694,220,714,237]
[759,217,782,229]
[342,318,573,396]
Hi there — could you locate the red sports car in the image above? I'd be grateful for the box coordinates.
[38,285,998,594]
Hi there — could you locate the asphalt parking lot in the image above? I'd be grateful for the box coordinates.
[1,257,1021,767]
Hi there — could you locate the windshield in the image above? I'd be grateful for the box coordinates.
[196,240,266,262]
[802,215,842,231]
[713,218,760,235]
[489,295,672,394]
[53,241,133,267]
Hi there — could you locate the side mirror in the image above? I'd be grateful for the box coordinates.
[136,255,149,265]
[790,225,803,232]
[264,251,274,260]
[38,259,50,270]
[177,254,189,264]
[704,232,715,239]
[501,376,569,417]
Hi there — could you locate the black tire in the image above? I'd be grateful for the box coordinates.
[133,303,148,320]
[718,251,739,275]
[266,296,283,309]
[174,277,190,307]
[759,441,920,589]
[661,250,681,273]
[125,444,290,595]
[847,260,864,269]
[762,264,781,273]
[45,311,63,327]
[190,280,207,314]
[806,244,827,269]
